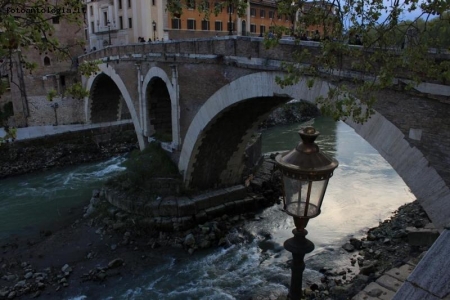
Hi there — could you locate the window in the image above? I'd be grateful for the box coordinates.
[228,21,235,32]
[250,24,256,33]
[89,5,93,15]
[187,19,196,30]
[128,0,131,8]
[104,12,108,25]
[52,16,60,24]
[44,56,51,66]
[172,18,181,29]
[118,0,122,9]
[60,75,66,88]
[187,0,195,9]
[119,16,123,29]
[128,18,132,28]
[269,11,274,19]
[152,0,155,5]
[277,13,282,20]
[214,2,222,12]
[1,75,10,91]
[201,20,209,30]
[250,8,256,16]
[200,1,210,10]
[260,25,265,34]
[215,21,222,31]
[91,21,95,33]
[260,9,265,18]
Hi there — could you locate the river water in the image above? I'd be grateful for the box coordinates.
[0,117,414,299]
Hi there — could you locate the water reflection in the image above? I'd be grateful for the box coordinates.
[101,117,414,300]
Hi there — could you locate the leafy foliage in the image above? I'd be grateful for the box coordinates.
[265,0,450,123]
[106,142,181,194]
[0,102,15,144]
[166,0,248,20]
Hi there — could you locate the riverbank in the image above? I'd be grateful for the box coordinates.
[0,160,432,299]
[0,123,137,179]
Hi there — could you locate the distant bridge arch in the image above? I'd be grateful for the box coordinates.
[84,63,145,149]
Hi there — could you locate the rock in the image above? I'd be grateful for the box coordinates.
[184,233,195,247]
[367,233,377,241]
[107,258,124,269]
[90,197,101,207]
[83,204,96,218]
[359,261,377,275]
[24,272,33,279]
[7,291,16,299]
[112,222,125,230]
[2,274,16,281]
[111,244,117,251]
[32,291,41,298]
[199,240,211,249]
[350,238,362,250]
[61,264,72,274]
[342,243,355,252]
[14,280,26,288]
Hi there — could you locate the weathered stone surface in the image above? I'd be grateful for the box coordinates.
[406,226,439,247]
[158,196,178,217]
[177,197,196,216]
[362,282,395,300]
[376,274,403,292]
[401,230,450,298]
[386,264,415,282]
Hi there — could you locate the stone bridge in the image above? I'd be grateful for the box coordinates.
[80,36,450,230]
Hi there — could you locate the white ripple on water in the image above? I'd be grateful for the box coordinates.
[119,242,289,299]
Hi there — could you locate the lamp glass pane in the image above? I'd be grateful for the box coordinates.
[308,179,328,213]
[283,176,329,218]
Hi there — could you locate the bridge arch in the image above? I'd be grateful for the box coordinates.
[84,63,145,149]
[142,67,180,149]
[180,71,450,229]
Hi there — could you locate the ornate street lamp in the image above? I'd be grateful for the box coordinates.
[276,126,338,300]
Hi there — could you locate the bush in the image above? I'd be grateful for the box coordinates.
[106,142,180,194]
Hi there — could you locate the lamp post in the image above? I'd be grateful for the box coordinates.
[107,20,112,46]
[152,21,156,41]
[276,126,338,300]
[228,1,233,35]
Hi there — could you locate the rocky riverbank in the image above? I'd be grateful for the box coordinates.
[0,154,433,299]
[0,124,138,179]
[259,100,321,129]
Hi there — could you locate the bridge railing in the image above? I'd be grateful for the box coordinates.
[79,36,450,86]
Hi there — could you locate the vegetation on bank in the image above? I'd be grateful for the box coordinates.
[106,142,181,195]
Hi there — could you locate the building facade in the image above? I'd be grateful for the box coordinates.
[0,2,86,127]
[165,0,336,40]
[85,0,167,50]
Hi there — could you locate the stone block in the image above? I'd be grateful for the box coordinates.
[386,264,415,282]
[225,185,247,200]
[376,274,404,292]
[352,291,379,300]
[205,204,227,218]
[158,196,178,217]
[177,197,196,216]
[192,193,211,211]
[208,189,228,207]
[393,281,440,300]
[362,282,395,300]
[159,217,173,231]
[406,226,439,247]
[195,210,208,224]
[144,200,161,217]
